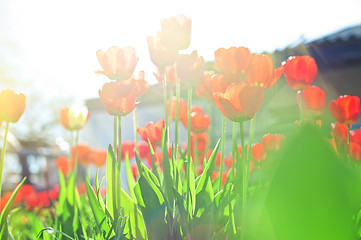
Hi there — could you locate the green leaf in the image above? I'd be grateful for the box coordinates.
[196,139,221,195]
[86,178,111,238]
[137,176,168,240]
[162,129,174,204]
[147,139,161,182]
[120,189,146,240]
[106,144,117,221]
[0,177,26,240]
[246,124,361,240]
[124,152,136,201]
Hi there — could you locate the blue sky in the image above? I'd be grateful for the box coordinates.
[1,0,361,101]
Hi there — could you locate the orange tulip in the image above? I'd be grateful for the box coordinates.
[282,56,318,90]
[214,47,252,83]
[261,133,285,152]
[147,34,177,69]
[0,89,26,123]
[159,14,191,51]
[245,54,284,89]
[137,120,164,147]
[251,143,266,162]
[190,133,209,156]
[213,83,264,122]
[95,46,138,81]
[167,97,188,121]
[297,85,326,118]
[351,128,361,145]
[88,149,107,168]
[181,106,210,133]
[153,64,177,85]
[99,81,138,116]
[196,72,229,102]
[126,71,150,97]
[328,95,360,125]
[351,142,361,160]
[176,51,204,87]
[56,156,70,176]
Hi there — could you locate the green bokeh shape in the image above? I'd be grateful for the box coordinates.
[246,124,361,240]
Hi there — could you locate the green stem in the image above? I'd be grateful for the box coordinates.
[0,122,9,195]
[186,87,192,194]
[347,124,351,164]
[133,107,139,153]
[114,117,117,154]
[194,133,199,170]
[118,116,122,212]
[300,89,304,122]
[232,122,237,177]
[163,70,169,145]
[218,115,226,191]
[73,131,79,178]
[240,121,247,239]
[175,76,180,161]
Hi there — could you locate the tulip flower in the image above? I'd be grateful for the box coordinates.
[0,89,26,123]
[120,141,135,161]
[190,133,209,156]
[72,144,92,166]
[153,65,177,85]
[159,14,191,51]
[167,97,188,121]
[245,54,284,89]
[125,71,150,97]
[297,86,326,118]
[56,156,71,176]
[351,142,361,160]
[60,106,89,131]
[99,81,138,116]
[95,46,138,81]
[196,72,229,102]
[177,51,204,87]
[251,143,266,162]
[351,128,361,145]
[261,133,285,152]
[331,122,349,156]
[214,47,252,83]
[213,82,264,122]
[137,120,164,147]
[181,106,210,133]
[147,34,177,69]
[328,95,360,125]
[282,56,318,90]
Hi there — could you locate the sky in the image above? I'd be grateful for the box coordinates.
[1,0,361,102]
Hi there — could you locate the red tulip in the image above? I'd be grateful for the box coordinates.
[120,141,135,161]
[245,54,284,89]
[181,106,210,133]
[213,82,264,122]
[96,46,138,81]
[331,122,349,156]
[167,97,188,121]
[297,85,326,117]
[137,120,164,147]
[351,142,361,160]
[328,95,360,125]
[159,14,191,51]
[99,81,138,116]
[147,34,177,69]
[177,51,204,87]
[214,47,252,83]
[0,89,26,123]
[351,128,361,145]
[282,56,318,90]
